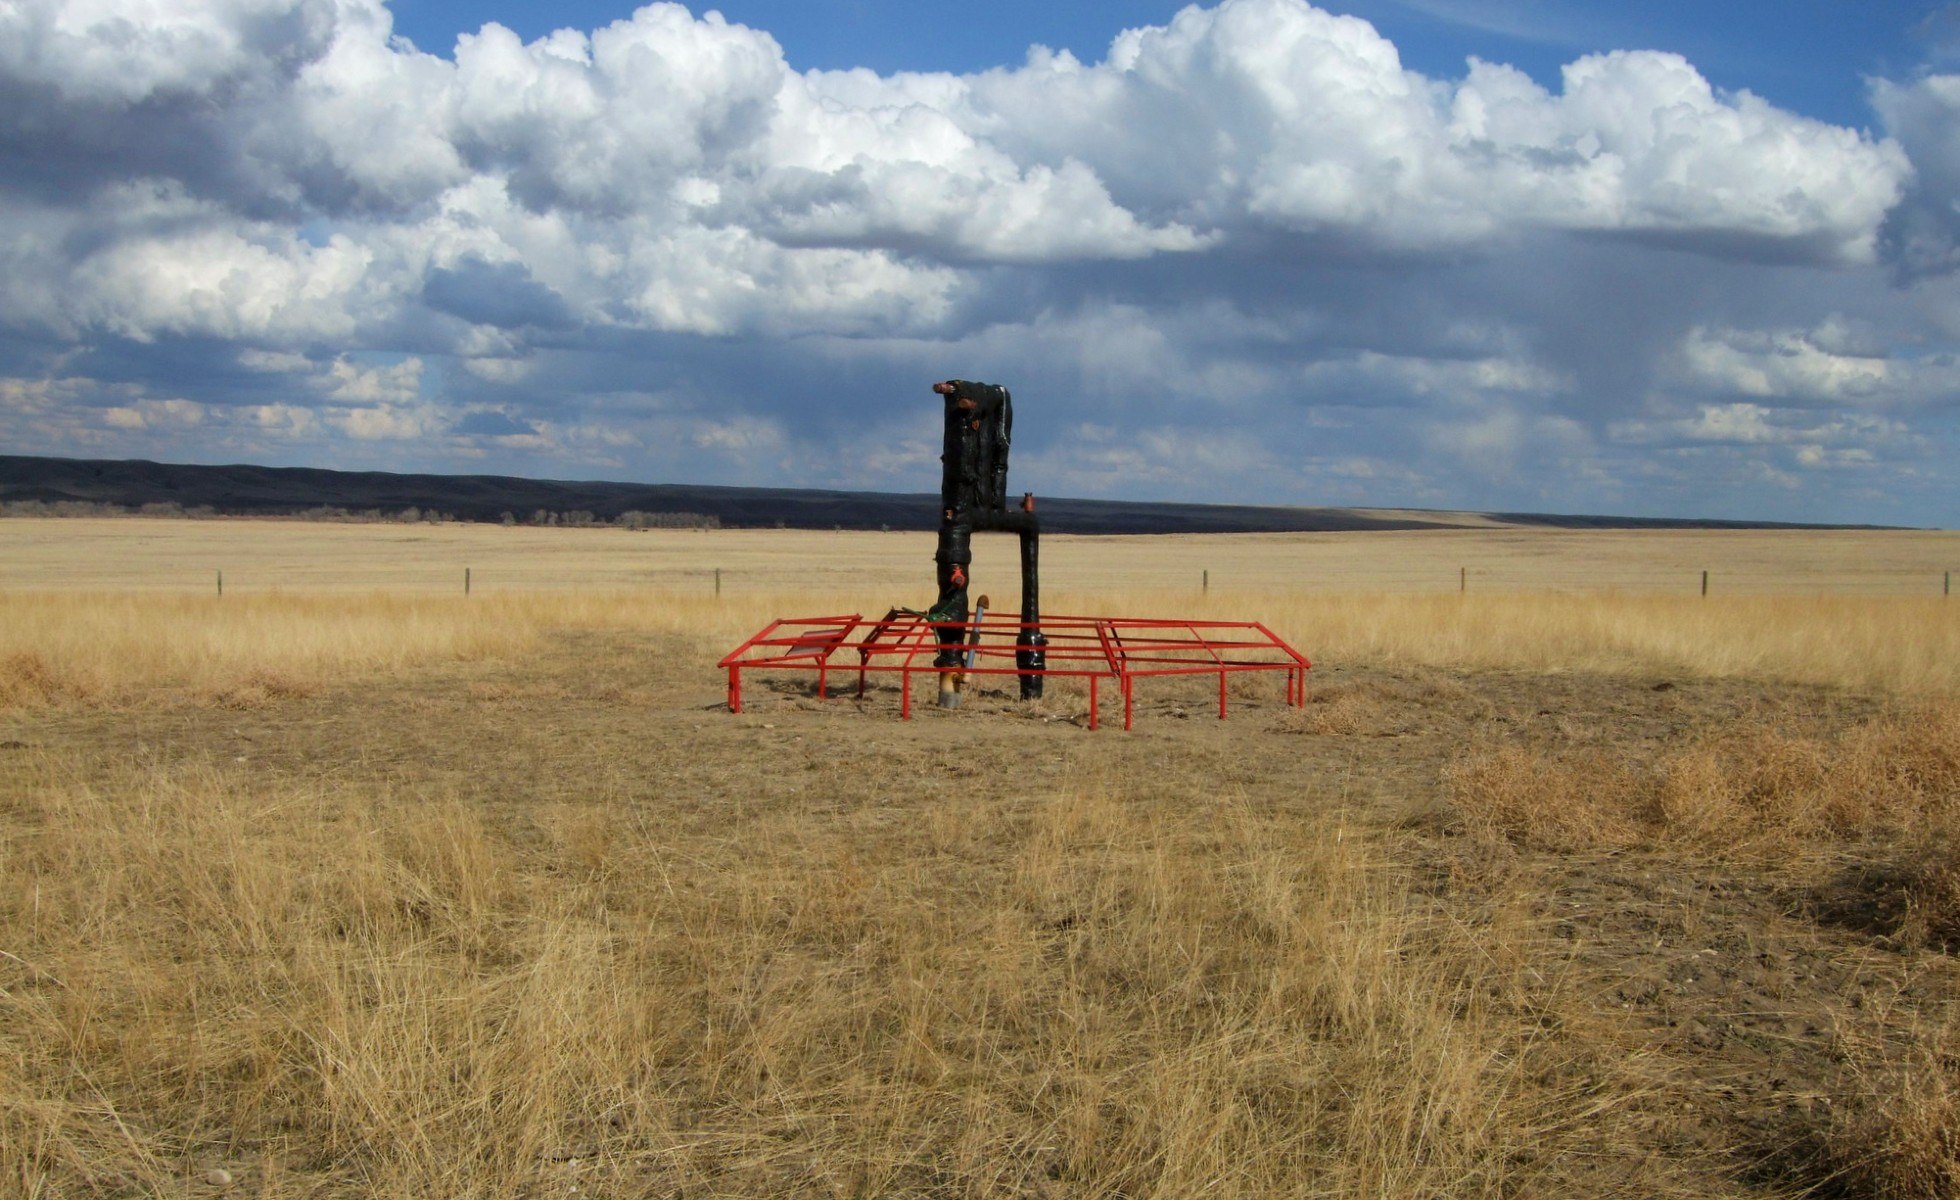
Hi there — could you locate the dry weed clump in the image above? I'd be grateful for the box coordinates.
[204,668,318,709]
[1292,683,1391,736]
[1285,677,1483,738]
[1848,829,1960,952]
[1443,745,1644,852]
[1,753,1640,1198]
[0,650,110,708]
[1448,704,1960,855]
[1900,856,1960,953]
[1827,1030,1960,1200]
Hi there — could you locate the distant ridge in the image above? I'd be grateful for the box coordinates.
[0,455,1892,534]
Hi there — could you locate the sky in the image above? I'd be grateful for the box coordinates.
[3,1,1959,525]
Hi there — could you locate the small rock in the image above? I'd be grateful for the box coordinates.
[204,1167,235,1188]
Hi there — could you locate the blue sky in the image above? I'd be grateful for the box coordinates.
[3,0,1959,524]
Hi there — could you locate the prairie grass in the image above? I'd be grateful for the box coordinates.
[1447,703,1960,856]
[0,590,786,708]
[0,592,542,708]
[1,752,1631,1198]
[6,518,1956,597]
[8,523,1960,1195]
[4,517,1958,704]
[5,586,1959,712]
[1195,590,1960,694]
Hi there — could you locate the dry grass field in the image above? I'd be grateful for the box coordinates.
[5,517,1956,595]
[4,517,1960,1198]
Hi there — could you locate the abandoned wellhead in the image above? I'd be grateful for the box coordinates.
[718,380,1311,730]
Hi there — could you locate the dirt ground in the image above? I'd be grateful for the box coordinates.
[6,623,1954,1195]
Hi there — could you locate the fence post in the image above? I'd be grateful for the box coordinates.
[217,569,223,597]
[1459,566,1466,594]
[1202,569,1208,593]
[1701,570,1708,597]
[465,567,471,596]
[715,567,722,597]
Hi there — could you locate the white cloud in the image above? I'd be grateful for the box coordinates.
[0,0,336,104]
[277,6,467,212]
[238,348,312,373]
[98,397,208,430]
[1673,326,1892,401]
[0,0,1952,524]
[1665,323,1960,409]
[963,2,1905,257]
[248,403,319,436]
[621,225,959,336]
[322,356,423,405]
[331,402,432,440]
[461,356,535,383]
[0,0,1914,354]
[48,192,383,343]
[1609,402,1919,476]
[1307,350,1571,398]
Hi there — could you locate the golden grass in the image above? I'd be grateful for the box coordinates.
[1184,590,1960,693]
[1447,703,1960,855]
[0,593,542,707]
[5,585,1959,712]
[4,516,1956,702]
[1828,1021,1960,1200]
[4,517,1957,596]
[7,520,1960,1195]
[1,752,1629,1198]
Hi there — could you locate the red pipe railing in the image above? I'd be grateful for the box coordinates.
[719,612,1310,729]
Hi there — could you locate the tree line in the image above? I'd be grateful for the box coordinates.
[0,499,719,529]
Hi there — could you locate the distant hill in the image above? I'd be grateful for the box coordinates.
[0,454,1887,534]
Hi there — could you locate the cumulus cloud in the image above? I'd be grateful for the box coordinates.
[961,3,1905,257]
[100,397,207,430]
[0,0,1952,523]
[0,0,1910,345]
[1665,322,1960,409]
[1672,325,1893,403]
[1611,401,1919,464]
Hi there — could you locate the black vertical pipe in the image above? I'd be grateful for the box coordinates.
[1016,518,1045,699]
[930,381,978,670]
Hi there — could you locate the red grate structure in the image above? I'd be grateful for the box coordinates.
[719,611,1310,730]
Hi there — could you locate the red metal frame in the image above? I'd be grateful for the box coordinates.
[718,612,1311,730]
